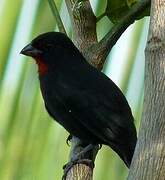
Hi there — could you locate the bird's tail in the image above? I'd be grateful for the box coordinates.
[118,141,136,168]
[109,140,136,168]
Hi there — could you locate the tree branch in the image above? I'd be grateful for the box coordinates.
[64,0,99,179]
[88,0,151,70]
[65,0,97,53]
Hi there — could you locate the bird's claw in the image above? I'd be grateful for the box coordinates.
[62,144,95,179]
[99,144,102,149]
[66,135,72,146]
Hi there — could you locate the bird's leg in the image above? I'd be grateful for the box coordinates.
[62,144,96,180]
[72,144,95,161]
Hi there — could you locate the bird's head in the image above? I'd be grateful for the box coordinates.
[20,32,78,75]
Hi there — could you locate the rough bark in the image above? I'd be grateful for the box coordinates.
[65,164,93,180]
[128,0,165,179]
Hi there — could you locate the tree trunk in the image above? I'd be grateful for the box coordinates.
[64,1,98,179]
[128,0,165,179]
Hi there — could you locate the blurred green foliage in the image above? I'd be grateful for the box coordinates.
[106,0,150,23]
[0,0,148,179]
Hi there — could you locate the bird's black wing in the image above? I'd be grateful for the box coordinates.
[64,87,135,146]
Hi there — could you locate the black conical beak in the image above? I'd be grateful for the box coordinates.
[20,43,42,57]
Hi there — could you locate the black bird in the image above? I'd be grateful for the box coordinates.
[20,32,137,167]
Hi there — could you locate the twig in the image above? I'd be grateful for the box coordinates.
[48,0,67,34]
[88,0,151,69]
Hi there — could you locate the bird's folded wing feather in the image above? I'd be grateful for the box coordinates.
[64,89,132,145]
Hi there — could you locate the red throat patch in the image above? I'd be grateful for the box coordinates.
[35,58,48,75]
